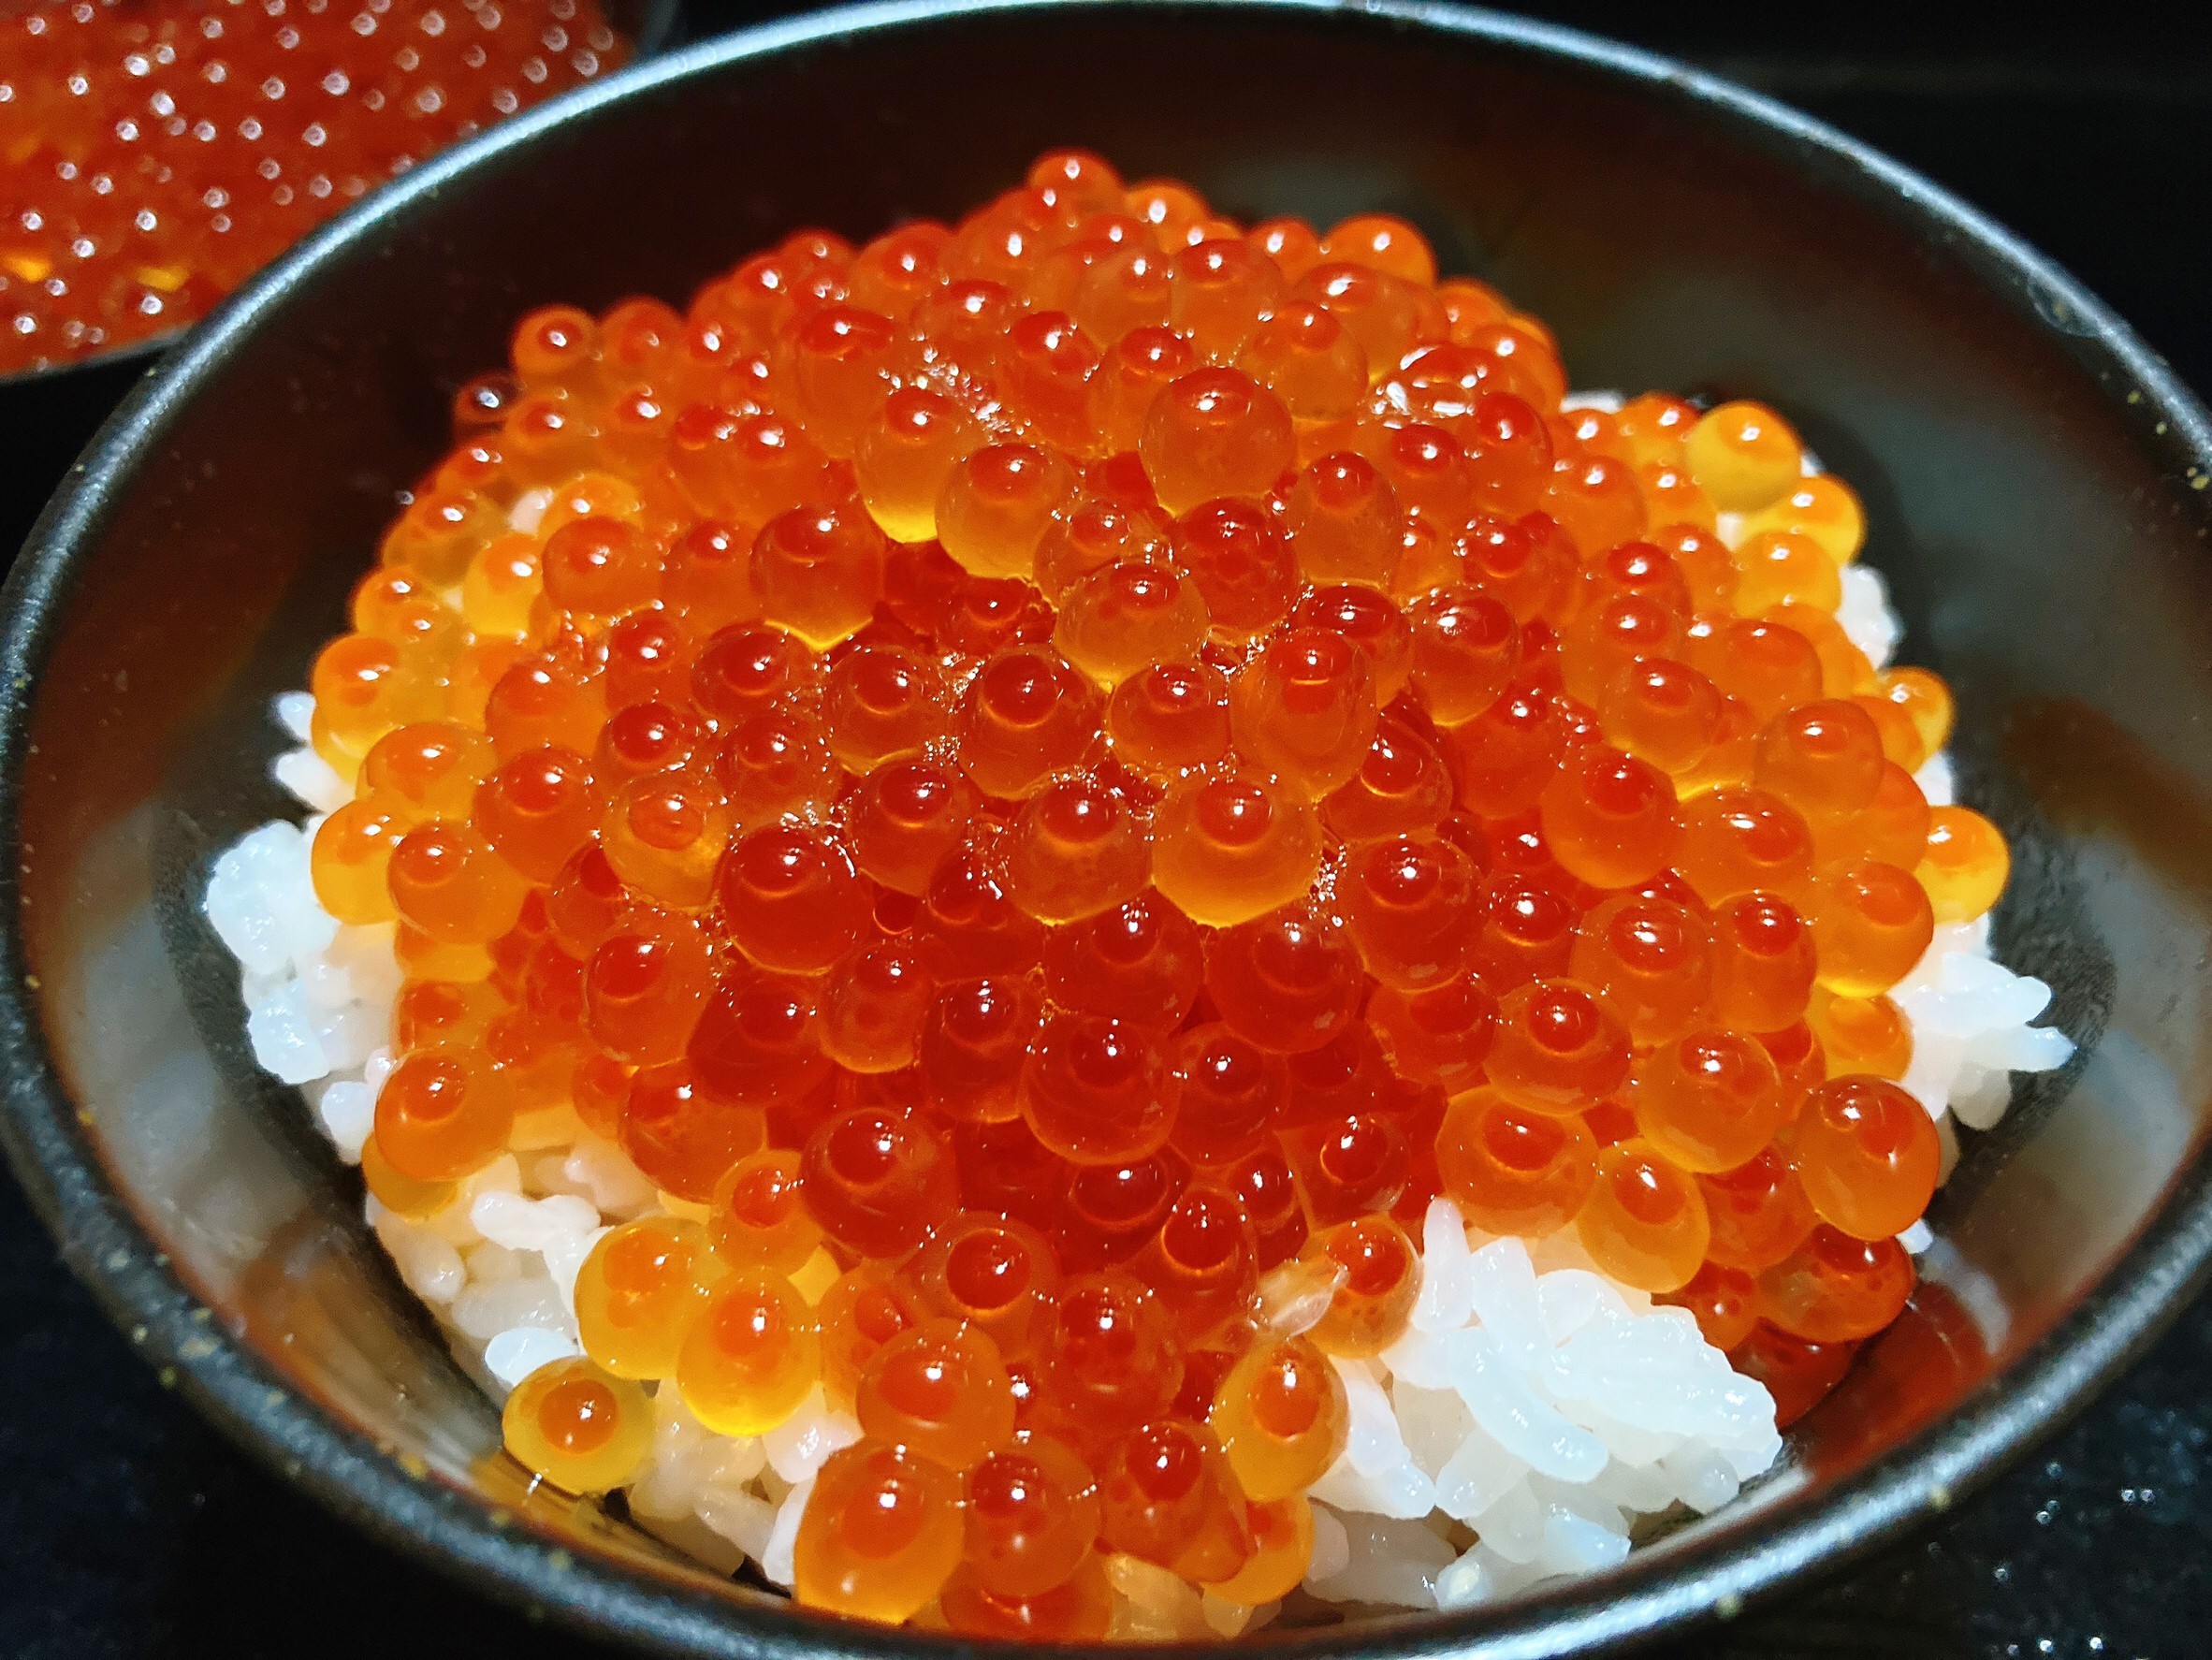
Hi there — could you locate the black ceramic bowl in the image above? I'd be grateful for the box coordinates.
[4,1,2210,1653]
[0,0,687,564]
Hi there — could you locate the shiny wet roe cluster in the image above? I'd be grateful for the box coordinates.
[304,151,2014,1634]
[0,0,627,372]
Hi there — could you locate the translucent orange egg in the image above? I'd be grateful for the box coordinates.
[820,1263,924,1404]
[1435,1087,1597,1236]
[1699,1143,1818,1272]
[935,1555,1113,1642]
[1034,498,1176,602]
[1168,1026,1288,1170]
[962,1431,1102,1598]
[1054,560,1211,689]
[688,968,832,1110]
[1171,498,1300,640]
[312,800,405,925]
[1485,980,1631,1114]
[1202,906,1365,1056]
[1141,368,1296,517]
[856,1318,1017,1472]
[1754,698,1886,821]
[1690,617,1824,725]
[955,646,1105,799]
[1445,683,1571,818]
[902,1211,1061,1354]
[1918,805,2011,924]
[1662,1261,1761,1351]
[1230,628,1382,800]
[915,850,1050,980]
[854,386,980,543]
[1569,893,1713,1045]
[1209,1333,1347,1502]
[1805,857,1935,996]
[1337,834,1479,992]
[1033,1272,1186,1451]
[1574,1139,1710,1293]
[1022,1012,1179,1165]
[1152,774,1324,928]
[1876,666,1955,763]
[938,444,1079,581]
[1792,1075,1941,1241]
[1708,892,1819,1033]
[1239,305,1370,424]
[502,1358,654,1495]
[1674,785,1815,906]
[1683,400,1802,512]
[373,1049,516,1183]
[1321,714,1454,846]
[794,1440,965,1624]
[575,1216,722,1379]
[1000,309,1107,452]
[710,1147,825,1276]
[1003,776,1152,925]
[1630,1027,1786,1172]
[1755,1224,1914,1343]
[801,1105,959,1260]
[1105,661,1233,779]
[1537,743,1681,889]
[1805,988,1913,1082]
[849,760,979,896]
[1744,473,1866,564]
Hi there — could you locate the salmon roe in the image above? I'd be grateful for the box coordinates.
[298,153,2021,1630]
[0,0,631,371]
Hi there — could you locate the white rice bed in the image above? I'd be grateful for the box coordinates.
[204,534,2074,1639]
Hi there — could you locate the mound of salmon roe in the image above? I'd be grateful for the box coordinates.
[1,0,631,371]
[305,153,2018,1630]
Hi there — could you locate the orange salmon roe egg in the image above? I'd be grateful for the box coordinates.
[1755,1225,1915,1343]
[1805,857,1935,996]
[1683,400,1803,512]
[501,1358,653,1496]
[1434,1088,1596,1235]
[575,1216,723,1380]
[963,1432,1103,1597]
[1629,1027,1786,1173]
[1918,806,2012,924]
[1791,1075,1942,1240]
[856,1318,1018,1471]
[1209,1334,1348,1501]
[1486,980,1631,1114]
[373,1050,515,1183]
[1575,1139,1710,1293]
[1304,1215,1421,1357]
[1152,774,1325,927]
[677,1270,821,1436]
[1746,474,1867,565]
[710,1148,825,1275]
[796,1440,966,1624]
[294,164,2021,1619]
[1142,368,1296,516]
[1097,1417,1255,1581]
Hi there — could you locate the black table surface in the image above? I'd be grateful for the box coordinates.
[5,4,2209,1655]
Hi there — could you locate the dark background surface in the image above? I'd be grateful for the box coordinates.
[4,2,2209,1655]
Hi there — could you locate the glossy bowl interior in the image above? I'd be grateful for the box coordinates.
[5,2,2212,1654]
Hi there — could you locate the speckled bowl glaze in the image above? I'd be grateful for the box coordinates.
[3,2,2209,1654]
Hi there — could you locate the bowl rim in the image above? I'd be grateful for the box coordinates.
[4,1,2211,1654]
